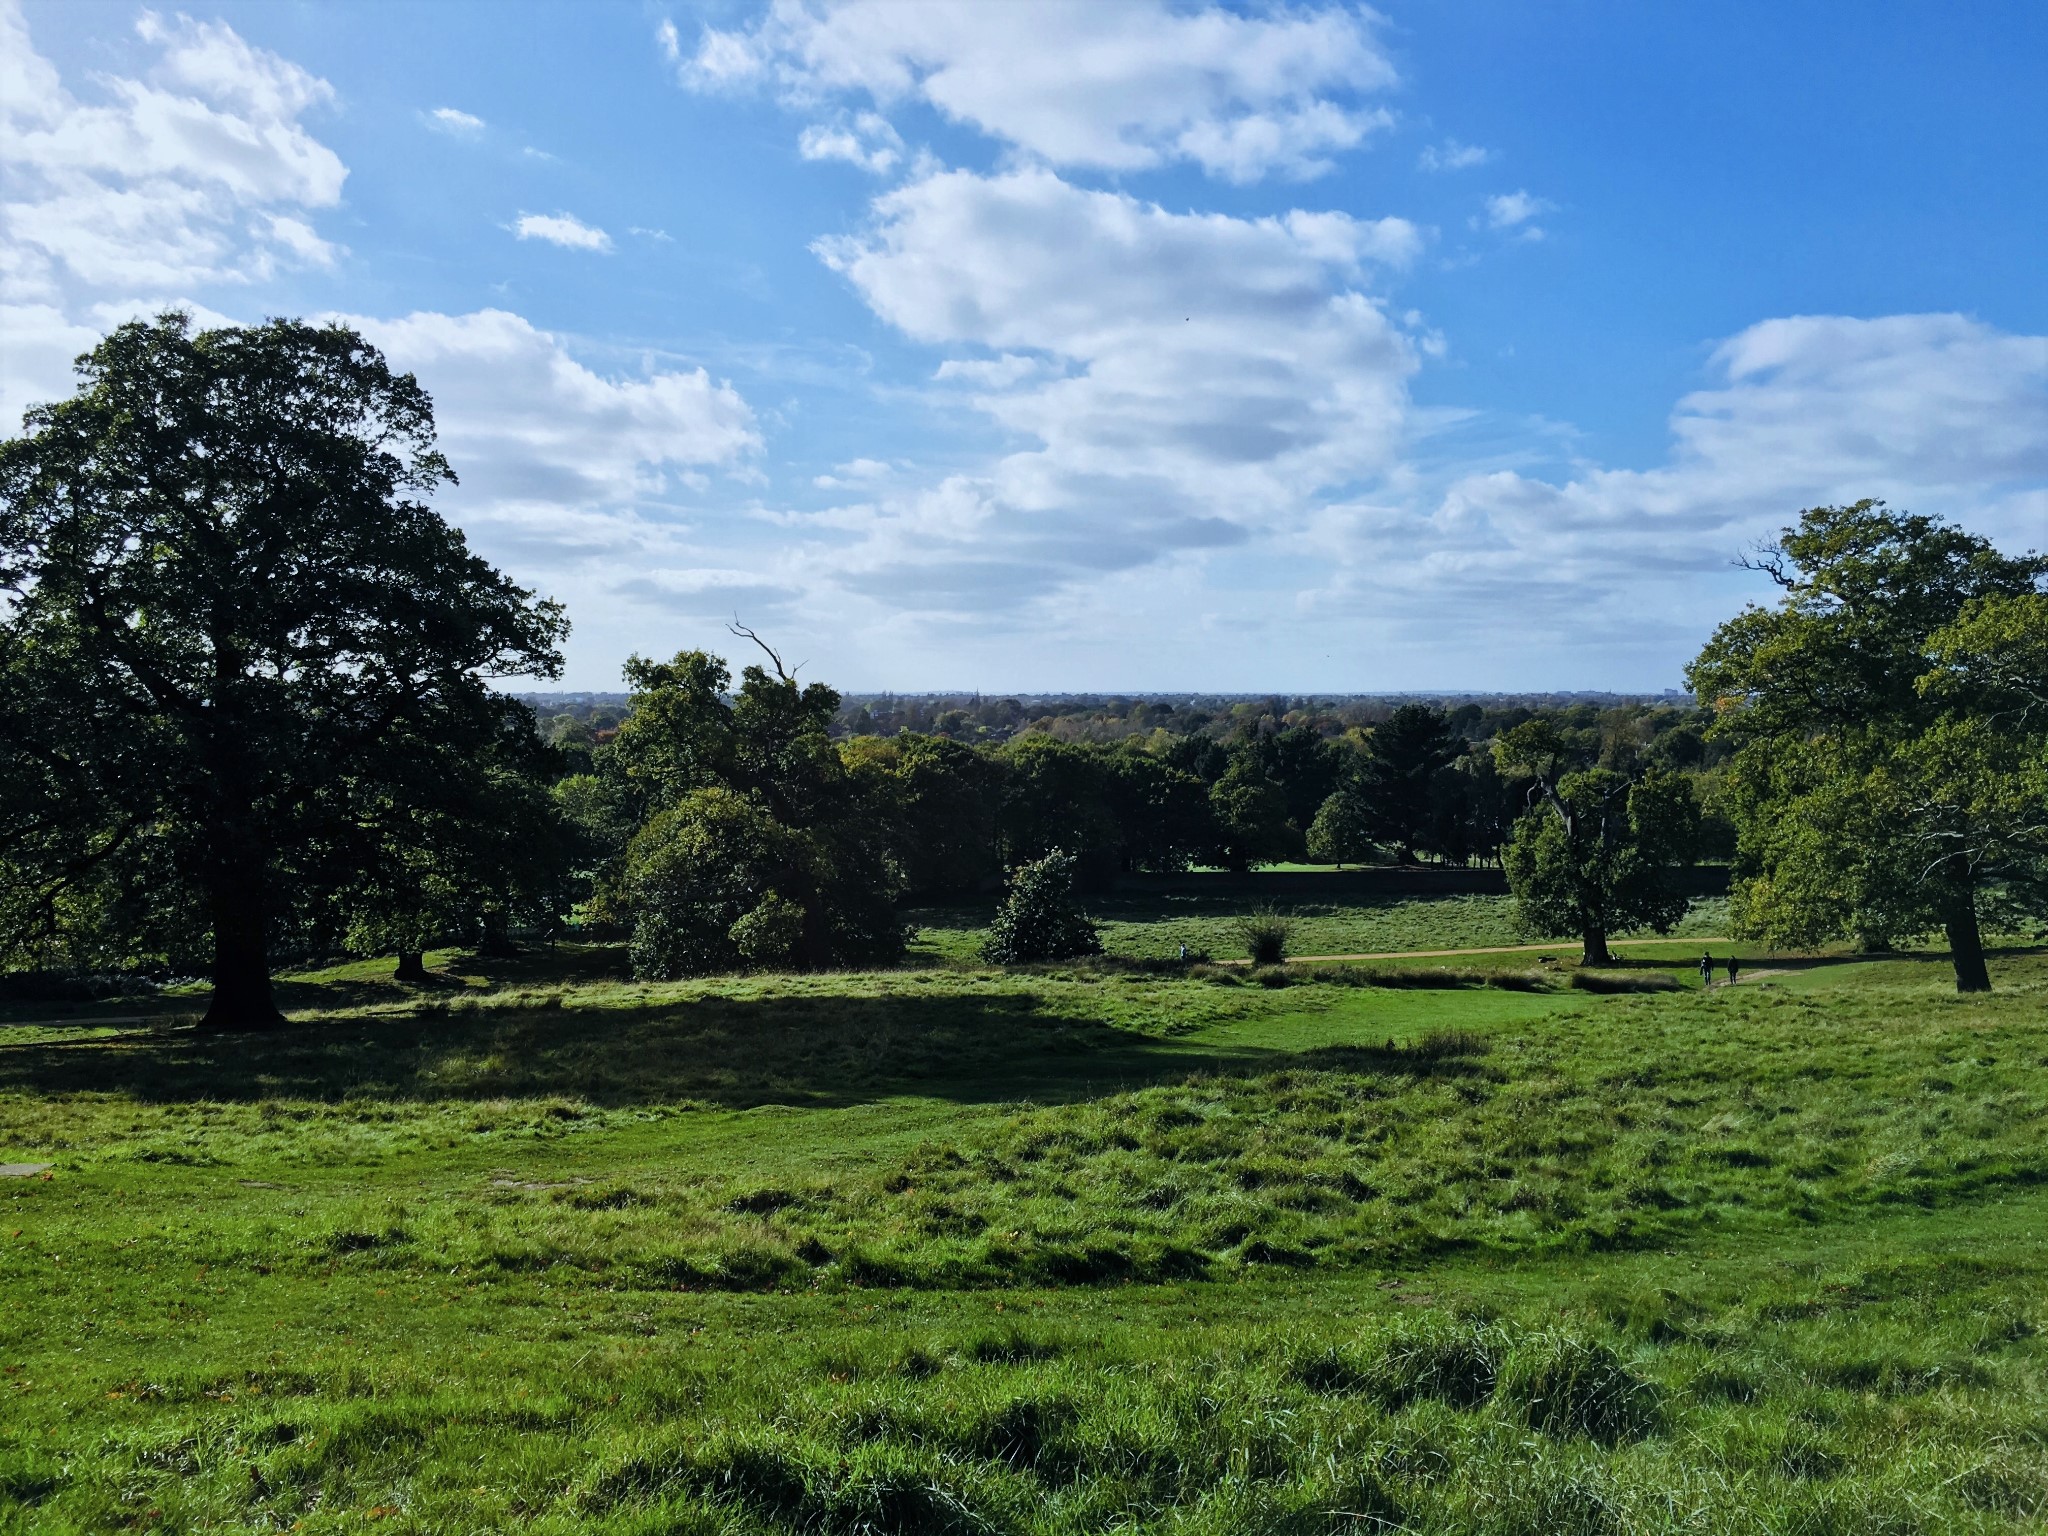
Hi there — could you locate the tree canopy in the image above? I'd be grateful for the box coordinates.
[1495,720,1700,963]
[1687,502,2047,991]
[0,313,566,1025]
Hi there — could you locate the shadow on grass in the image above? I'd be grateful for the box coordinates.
[0,985,1404,1113]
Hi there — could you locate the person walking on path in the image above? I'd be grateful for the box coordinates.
[1726,954,1739,986]
[1699,951,1715,989]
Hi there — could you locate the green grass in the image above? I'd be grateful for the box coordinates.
[906,891,1734,964]
[2,896,2045,1533]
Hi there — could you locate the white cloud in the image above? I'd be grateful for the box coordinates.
[345,307,774,661]
[428,106,485,135]
[512,211,614,252]
[0,2,347,425]
[933,353,1047,389]
[1482,190,1551,239]
[1316,313,2048,644]
[812,455,893,487]
[798,167,1422,609]
[0,2,344,301]
[1419,138,1490,172]
[797,110,903,174]
[358,308,759,507]
[680,0,1397,182]
[629,225,674,242]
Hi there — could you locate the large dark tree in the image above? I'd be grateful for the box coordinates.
[0,314,566,1027]
[1361,704,1467,862]
[1495,720,1700,964]
[1688,502,2046,991]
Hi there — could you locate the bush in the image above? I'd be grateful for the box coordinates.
[1232,906,1295,966]
[729,892,806,968]
[980,849,1102,964]
[624,788,903,978]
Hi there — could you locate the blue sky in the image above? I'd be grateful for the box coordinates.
[5,1,2044,691]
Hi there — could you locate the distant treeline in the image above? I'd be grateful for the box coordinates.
[542,675,1738,921]
[525,690,1715,750]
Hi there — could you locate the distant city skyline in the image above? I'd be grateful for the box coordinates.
[5,1,2044,691]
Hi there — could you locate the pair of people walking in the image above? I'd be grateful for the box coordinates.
[1700,951,1739,988]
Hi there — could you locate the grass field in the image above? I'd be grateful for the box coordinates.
[2,893,2044,1533]
[904,891,1734,965]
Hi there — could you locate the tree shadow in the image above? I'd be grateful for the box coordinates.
[0,991,1327,1114]
[0,986,1439,1113]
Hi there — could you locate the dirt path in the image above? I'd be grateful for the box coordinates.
[1228,939,1733,966]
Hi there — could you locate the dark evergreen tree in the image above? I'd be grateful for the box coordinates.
[980,848,1102,964]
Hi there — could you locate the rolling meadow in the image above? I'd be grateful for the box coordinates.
[3,890,2043,1534]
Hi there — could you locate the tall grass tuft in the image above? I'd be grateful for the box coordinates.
[1232,907,1295,966]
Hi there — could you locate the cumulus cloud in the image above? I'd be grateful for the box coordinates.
[356,308,759,507]
[678,0,1397,182]
[512,211,613,252]
[797,110,903,173]
[1419,139,1490,172]
[428,106,485,135]
[0,1,344,303]
[0,2,347,426]
[1311,313,2048,646]
[794,167,1422,609]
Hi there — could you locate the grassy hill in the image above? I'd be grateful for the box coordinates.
[2,898,2043,1533]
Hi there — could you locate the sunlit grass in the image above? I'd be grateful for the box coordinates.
[1,900,2043,1532]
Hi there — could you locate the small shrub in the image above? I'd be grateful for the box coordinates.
[1363,966,1463,989]
[1232,906,1295,966]
[1250,964,1294,988]
[729,892,807,968]
[980,849,1102,964]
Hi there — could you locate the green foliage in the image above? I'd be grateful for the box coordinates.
[0,313,566,1024]
[1101,750,1214,874]
[1208,764,1302,871]
[1361,703,1468,859]
[1688,501,2048,990]
[995,739,1121,885]
[625,788,900,978]
[980,849,1102,964]
[728,891,810,968]
[1499,766,1700,962]
[1232,906,1295,965]
[603,645,905,978]
[1305,788,1377,866]
[843,733,1004,896]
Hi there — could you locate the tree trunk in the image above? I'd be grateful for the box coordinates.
[478,908,518,958]
[1581,926,1612,966]
[394,950,428,982]
[1944,889,1992,994]
[201,879,283,1030]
